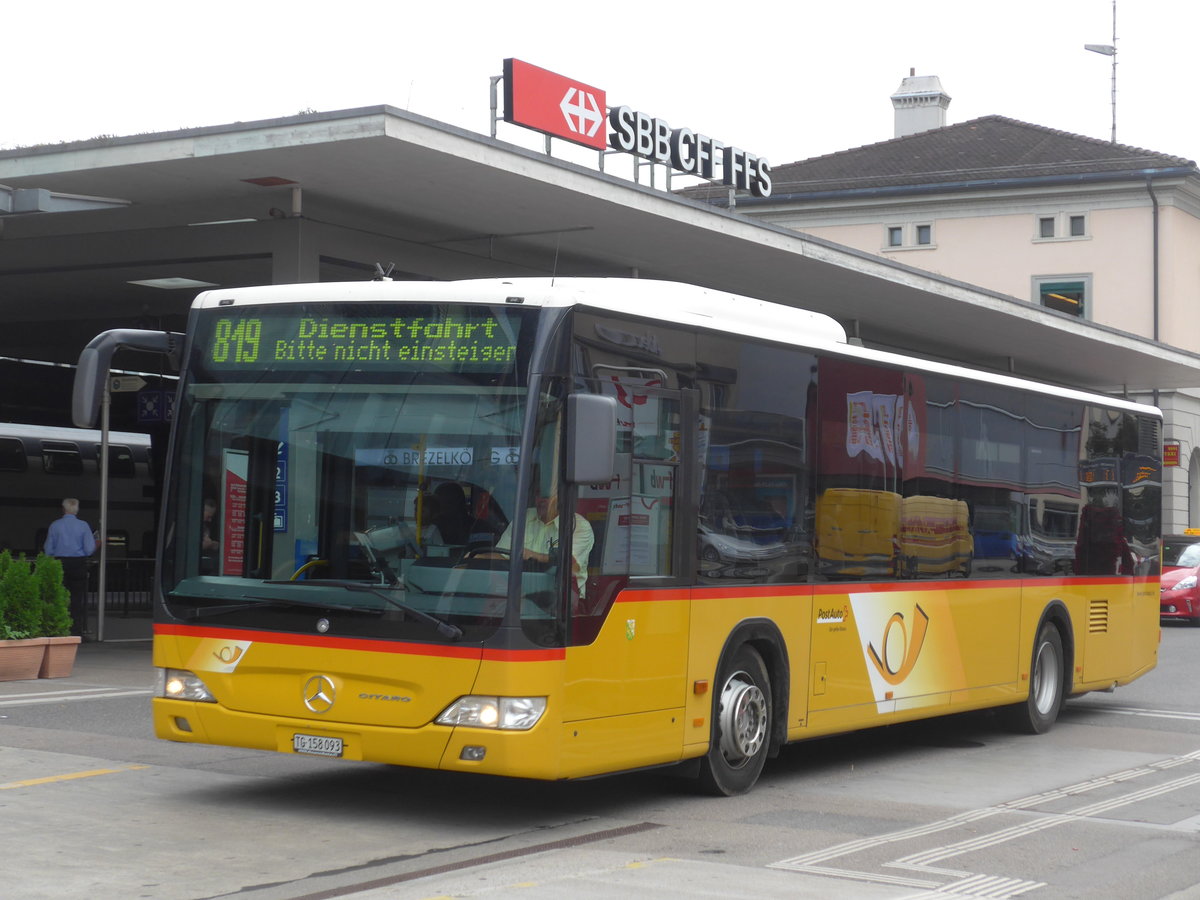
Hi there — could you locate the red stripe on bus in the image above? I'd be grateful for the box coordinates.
[612,574,1157,604]
[479,648,566,662]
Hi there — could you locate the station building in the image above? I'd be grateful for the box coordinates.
[3,65,1200,534]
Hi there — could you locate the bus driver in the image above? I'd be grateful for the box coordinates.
[496,490,594,599]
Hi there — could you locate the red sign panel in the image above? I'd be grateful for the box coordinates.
[222,449,248,576]
[503,58,607,150]
[1164,440,1181,467]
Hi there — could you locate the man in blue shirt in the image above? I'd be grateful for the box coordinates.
[44,498,96,637]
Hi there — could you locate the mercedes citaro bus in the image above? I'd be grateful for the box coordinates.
[72,278,1161,794]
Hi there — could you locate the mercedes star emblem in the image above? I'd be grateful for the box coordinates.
[303,675,336,714]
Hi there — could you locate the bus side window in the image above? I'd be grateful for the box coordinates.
[698,338,813,585]
[594,387,678,579]
[630,392,680,577]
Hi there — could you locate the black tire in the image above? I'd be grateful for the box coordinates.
[698,644,772,796]
[1004,621,1065,734]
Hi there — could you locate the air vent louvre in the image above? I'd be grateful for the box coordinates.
[1139,416,1161,457]
[1089,598,1110,633]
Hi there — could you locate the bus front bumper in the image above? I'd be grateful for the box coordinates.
[153,698,565,779]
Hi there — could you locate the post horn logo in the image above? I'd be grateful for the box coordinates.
[867,603,930,685]
[303,675,336,714]
[212,645,244,665]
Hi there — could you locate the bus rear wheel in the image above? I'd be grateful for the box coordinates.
[1004,621,1064,734]
[698,644,771,796]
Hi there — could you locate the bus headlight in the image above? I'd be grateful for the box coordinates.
[155,668,217,703]
[435,696,546,731]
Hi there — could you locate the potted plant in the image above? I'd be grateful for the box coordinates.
[34,554,80,678]
[0,550,48,681]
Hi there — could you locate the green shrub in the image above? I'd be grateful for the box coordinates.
[34,554,72,638]
[0,554,40,637]
[0,622,30,640]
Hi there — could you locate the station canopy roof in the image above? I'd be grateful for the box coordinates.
[2,105,1198,394]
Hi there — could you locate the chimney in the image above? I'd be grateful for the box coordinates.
[891,69,951,138]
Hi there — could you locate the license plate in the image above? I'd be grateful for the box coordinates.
[293,733,343,757]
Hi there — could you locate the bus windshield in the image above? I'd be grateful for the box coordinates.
[159,302,540,643]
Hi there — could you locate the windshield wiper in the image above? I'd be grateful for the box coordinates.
[266,578,464,641]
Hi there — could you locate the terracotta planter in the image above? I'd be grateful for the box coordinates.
[0,638,49,681]
[39,635,82,679]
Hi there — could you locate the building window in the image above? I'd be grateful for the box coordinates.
[884,223,934,250]
[1035,212,1088,241]
[1035,277,1089,317]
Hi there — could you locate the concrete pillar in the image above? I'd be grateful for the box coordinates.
[270,218,320,284]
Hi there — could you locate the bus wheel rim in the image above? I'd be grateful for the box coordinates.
[1031,639,1059,715]
[718,671,767,766]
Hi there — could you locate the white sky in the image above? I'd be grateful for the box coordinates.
[5,0,1197,167]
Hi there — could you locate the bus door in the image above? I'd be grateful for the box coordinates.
[563,381,691,741]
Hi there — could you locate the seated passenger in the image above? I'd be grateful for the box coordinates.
[431,482,472,545]
[465,488,507,548]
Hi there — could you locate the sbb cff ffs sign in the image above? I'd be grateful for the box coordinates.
[502,58,772,198]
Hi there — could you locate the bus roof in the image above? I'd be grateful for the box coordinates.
[193,278,1160,419]
[193,278,849,347]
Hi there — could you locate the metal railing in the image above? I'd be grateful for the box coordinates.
[88,557,154,616]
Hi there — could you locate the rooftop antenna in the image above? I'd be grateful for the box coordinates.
[372,262,395,281]
[1084,0,1118,142]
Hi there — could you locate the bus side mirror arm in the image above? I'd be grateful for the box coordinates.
[73,329,185,428]
[566,394,618,485]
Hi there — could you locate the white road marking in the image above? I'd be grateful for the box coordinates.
[1079,705,1200,723]
[0,688,151,708]
[771,748,1200,899]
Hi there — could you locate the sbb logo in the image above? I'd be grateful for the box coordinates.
[503,59,608,151]
[560,87,604,141]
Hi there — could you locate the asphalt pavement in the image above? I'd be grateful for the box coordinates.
[68,616,154,687]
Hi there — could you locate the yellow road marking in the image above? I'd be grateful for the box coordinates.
[0,765,148,790]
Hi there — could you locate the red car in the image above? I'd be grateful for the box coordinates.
[1161,537,1200,625]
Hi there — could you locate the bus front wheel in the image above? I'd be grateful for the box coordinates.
[1004,621,1064,734]
[698,644,771,796]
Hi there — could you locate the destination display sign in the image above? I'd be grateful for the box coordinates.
[203,308,522,374]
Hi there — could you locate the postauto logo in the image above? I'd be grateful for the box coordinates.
[502,58,772,198]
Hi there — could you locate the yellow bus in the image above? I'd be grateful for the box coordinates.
[72,278,1161,795]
